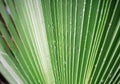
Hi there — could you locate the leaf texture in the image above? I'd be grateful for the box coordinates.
[0,0,120,84]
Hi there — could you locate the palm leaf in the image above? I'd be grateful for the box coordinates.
[0,0,120,84]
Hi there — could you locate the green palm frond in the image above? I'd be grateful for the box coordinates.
[0,0,120,84]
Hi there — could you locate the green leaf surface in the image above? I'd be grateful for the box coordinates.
[0,0,120,84]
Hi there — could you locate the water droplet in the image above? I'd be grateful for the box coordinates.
[83,8,85,12]
[103,59,106,62]
[88,16,90,18]
[64,61,66,65]
[38,79,40,83]
[84,2,86,5]
[53,66,56,71]
[48,24,54,29]
[109,74,111,78]
[6,6,11,15]
[59,78,60,81]
[94,64,97,68]
[48,24,51,28]
[90,3,92,6]
[80,15,82,18]
[109,23,111,26]
[64,68,65,71]
[88,31,92,37]
[110,71,112,74]
[101,79,104,83]
[50,44,52,47]
[53,40,56,43]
